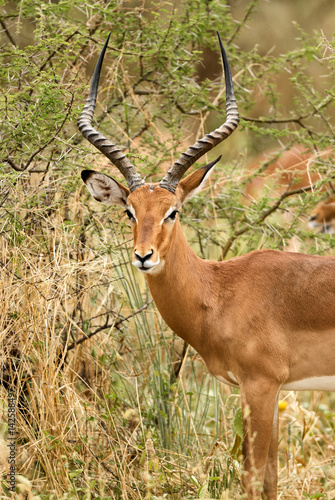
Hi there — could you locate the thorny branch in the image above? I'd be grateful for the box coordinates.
[4,94,74,172]
[240,94,334,131]
[220,182,321,259]
[175,85,334,130]
[39,31,80,74]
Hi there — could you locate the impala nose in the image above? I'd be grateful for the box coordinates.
[134,249,154,264]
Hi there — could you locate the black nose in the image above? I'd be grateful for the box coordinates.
[134,250,154,264]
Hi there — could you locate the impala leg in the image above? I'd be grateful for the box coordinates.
[240,379,280,500]
[262,392,279,500]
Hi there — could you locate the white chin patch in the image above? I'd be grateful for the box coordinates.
[132,259,164,275]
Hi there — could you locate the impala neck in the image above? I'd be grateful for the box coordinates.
[145,220,213,355]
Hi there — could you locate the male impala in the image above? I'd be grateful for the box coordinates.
[78,34,335,499]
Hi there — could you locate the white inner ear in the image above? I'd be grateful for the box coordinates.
[183,168,214,204]
[85,172,128,206]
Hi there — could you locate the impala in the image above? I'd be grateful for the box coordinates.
[78,33,335,499]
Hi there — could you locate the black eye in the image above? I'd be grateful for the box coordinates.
[166,210,179,221]
[124,209,134,220]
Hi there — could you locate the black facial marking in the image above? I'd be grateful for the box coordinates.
[125,209,134,220]
[165,210,179,221]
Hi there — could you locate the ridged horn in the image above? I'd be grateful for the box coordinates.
[78,33,145,192]
[159,31,239,193]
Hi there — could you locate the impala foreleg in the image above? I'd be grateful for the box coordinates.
[240,379,280,500]
[262,392,279,500]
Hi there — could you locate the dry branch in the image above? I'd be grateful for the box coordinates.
[66,299,153,352]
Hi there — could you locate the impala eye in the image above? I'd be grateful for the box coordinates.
[124,209,134,220]
[166,210,179,221]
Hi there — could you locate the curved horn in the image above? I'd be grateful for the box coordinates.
[159,32,239,193]
[78,34,145,192]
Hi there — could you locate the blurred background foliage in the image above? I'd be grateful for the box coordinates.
[0,0,334,498]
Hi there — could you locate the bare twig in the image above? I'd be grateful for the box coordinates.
[66,300,153,351]
[171,340,188,382]
[227,0,258,45]
[0,19,17,46]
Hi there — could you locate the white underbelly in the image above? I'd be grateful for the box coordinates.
[214,374,335,391]
[282,376,335,391]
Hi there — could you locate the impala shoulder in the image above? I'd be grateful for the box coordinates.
[227,248,284,266]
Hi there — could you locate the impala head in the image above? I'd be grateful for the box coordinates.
[82,159,217,274]
[78,32,238,274]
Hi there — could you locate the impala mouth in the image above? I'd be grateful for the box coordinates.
[137,265,154,273]
[133,260,159,273]
[132,258,164,275]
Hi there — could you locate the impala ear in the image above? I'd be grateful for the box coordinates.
[176,156,220,204]
[81,170,130,206]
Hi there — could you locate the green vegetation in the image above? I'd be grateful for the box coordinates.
[0,0,334,498]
